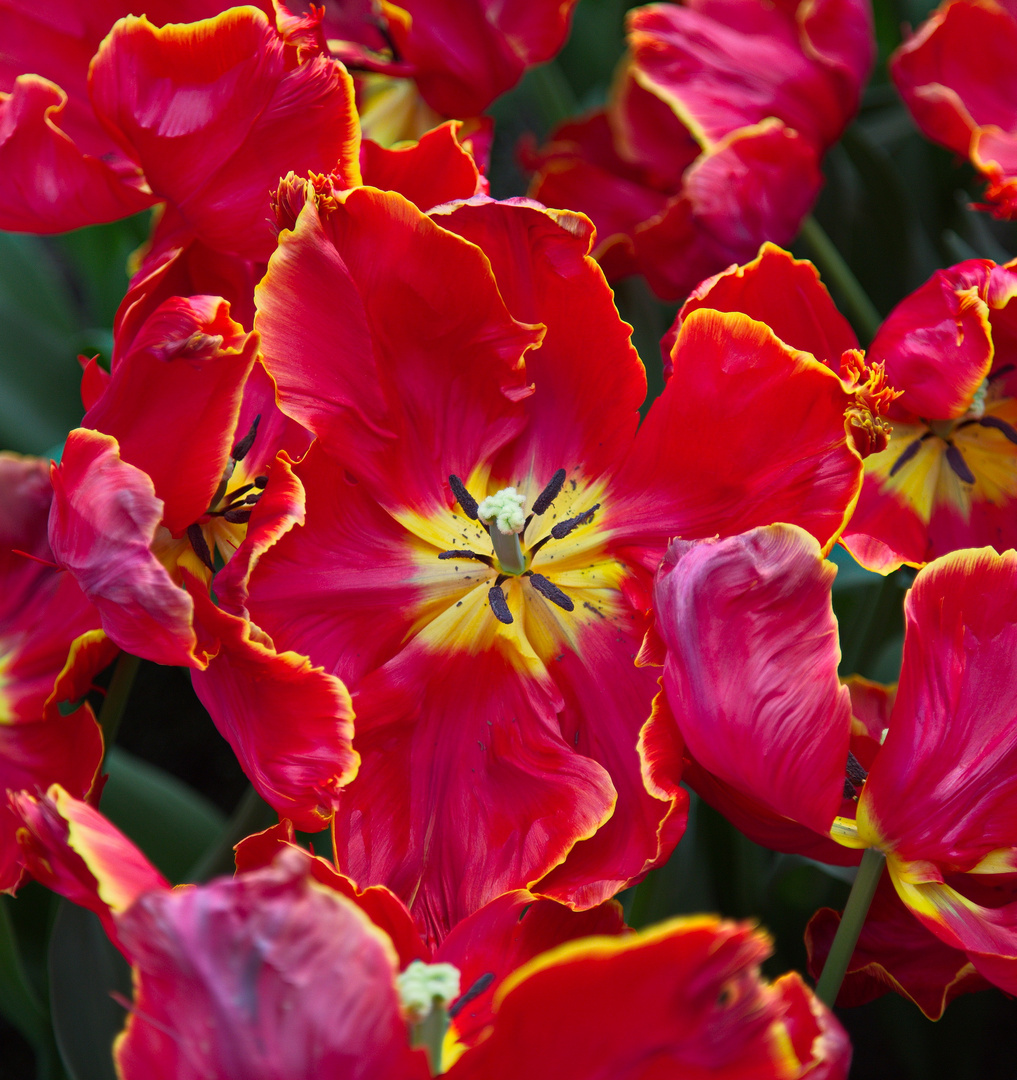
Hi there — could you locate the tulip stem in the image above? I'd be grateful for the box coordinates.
[815,846,885,1008]
[798,215,882,345]
[98,651,141,756]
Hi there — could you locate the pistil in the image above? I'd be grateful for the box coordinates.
[477,487,528,575]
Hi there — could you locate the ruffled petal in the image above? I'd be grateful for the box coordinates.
[651,526,852,840]
[859,547,1017,865]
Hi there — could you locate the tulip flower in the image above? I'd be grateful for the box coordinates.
[646,523,1017,1001]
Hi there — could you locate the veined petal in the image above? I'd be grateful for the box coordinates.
[89,8,361,260]
[612,309,863,563]
[188,582,357,833]
[333,641,616,949]
[859,548,1017,865]
[254,187,540,509]
[83,295,259,533]
[48,430,206,668]
[651,526,852,839]
[444,916,850,1080]
[431,197,647,485]
[665,242,859,377]
[0,73,154,232]
[113,849,431,1080]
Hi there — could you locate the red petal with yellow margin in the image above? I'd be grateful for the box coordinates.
[651,526,852,840]
[891,0,1017,216]
[89,8,361,259]
[806,873,990,1019]
[334,641,616,949]
[83,295,259,534]
[188,583,358,833]
[0,74,154,232]
[12,786,166,944]
[627,0,871,151]
[611,309,863,564]
[386,0,579,117]
[360,121,485,211]
[113,849,431,1080]
[444,916,850,1080]
[254,188,540,509]
[436,890,627,1049]
[48,430,209,668]
[665,242,858,377]
[431,198,647,485]
[860,548,1017,867]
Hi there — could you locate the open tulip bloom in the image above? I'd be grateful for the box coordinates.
[646,523,1017,1004]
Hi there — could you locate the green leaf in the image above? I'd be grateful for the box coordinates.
[0,897,47,1047]
[47,903,130,1080]
[100,748,226,884]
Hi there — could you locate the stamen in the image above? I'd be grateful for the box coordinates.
[531,468,567,516]
[845,750,868,788]
[945,444,975,484]
[527,573,574,611]
[186,523,215,572]
[449,474,480,520]
[888,437,925,477]
[488,586,513,624]
[448,972,495,1019]
[550,504,601,540]
[254,475,268,489]
[438,550,493,565]
[979,416,1017,445]
[223,507,253,524]
[232,414,262,462]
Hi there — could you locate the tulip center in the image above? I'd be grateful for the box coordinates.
[438,468,603,625]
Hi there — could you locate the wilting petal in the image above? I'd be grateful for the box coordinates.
[89,7,361,259]
[806,873,990,1019]
[859,548,1017,866]
[437,890,627,1048]
[255,187,540,507]
[612,309,864,561]
[651,526,852,840]
[12,786,167,943]
[188,584,357,832]
[113,849,431,1080]
[0,74,154,231]
[334,640,616,949]
[665,242,859,376]
[48,430,206,668]
[444,916,850,1080]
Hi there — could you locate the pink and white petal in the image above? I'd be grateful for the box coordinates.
[113,849,431,1080]
[48,430,205,668]
[652,526,852,839]
[334,641,616,950]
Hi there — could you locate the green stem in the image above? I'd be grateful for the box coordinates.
[413,1005,450,1076]
[97,652,141,755]
[526,59,578,129]
[798,216,882,345]
[185,785,277,882]
[815,847,885,1008]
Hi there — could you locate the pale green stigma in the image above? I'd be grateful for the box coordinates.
[397,960,462,1022]
[478,487,527,575]
[968,377,989,419]
[477,487,526,534]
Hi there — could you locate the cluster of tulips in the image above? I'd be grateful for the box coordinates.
[2,0,1017,1076]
